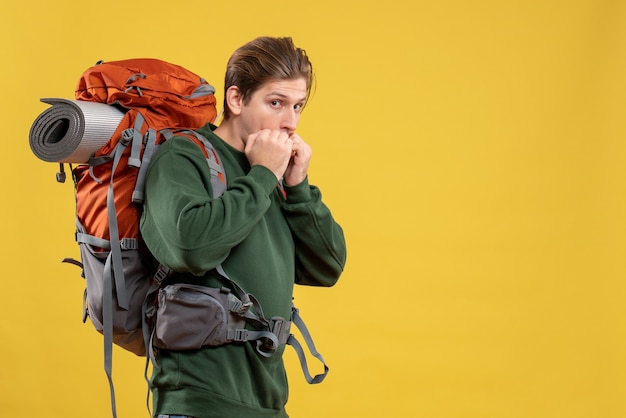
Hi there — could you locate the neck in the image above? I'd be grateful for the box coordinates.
[213,119,245,152]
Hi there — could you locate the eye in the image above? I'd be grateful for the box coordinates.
[270,100,282,108]
[294,103,304,112]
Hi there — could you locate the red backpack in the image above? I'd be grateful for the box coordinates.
[69,59,227,417]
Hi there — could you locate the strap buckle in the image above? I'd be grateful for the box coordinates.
[228,329,249,342]
[153,264,171,285]
[270,317,292,345]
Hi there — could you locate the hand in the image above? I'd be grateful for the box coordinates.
[245,129,293,180]
[283,134,311,186]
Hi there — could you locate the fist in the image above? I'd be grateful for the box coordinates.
[283,133,311,186]
[245,129,293,180]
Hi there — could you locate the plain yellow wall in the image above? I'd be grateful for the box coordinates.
[2,0,626,417]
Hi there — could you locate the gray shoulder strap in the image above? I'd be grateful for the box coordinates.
[179,129,227,198]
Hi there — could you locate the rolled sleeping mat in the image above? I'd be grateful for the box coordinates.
[29,98,125,163]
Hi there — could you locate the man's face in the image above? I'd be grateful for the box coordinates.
[238,77,308,137]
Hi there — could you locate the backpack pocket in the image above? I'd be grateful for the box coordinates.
[79,240,151,356]
[153,283,245,351]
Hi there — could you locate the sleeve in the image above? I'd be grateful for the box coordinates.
[281,178,347,287]
[140,137,278,274]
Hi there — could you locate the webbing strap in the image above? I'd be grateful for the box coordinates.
[142,264,183,416]
[102,251,118,418]
[221,268,329,381]
[143,264,170,368]
[197,132,226,197]
[229,329,280,358]
[206,158,221,172]
[107,141,129,310]
[216,265,253,307]
[178,130,227,197]
[128,113,145,168]
[75,232,110,250]
[82,288,88,323]
[144,329,157,416]
[287,308,329,384]
[75,215,135,251]
[100,135,133,417]
[215,265,272,331]
[142,291,159,418]
[143,355,152,417]
[142,263,174,415]
[215,264,261,301]
[215,265,295,360]
[133,128,158,204]
[88,154,112,167]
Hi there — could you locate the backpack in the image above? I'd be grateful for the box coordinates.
[67,58,229,417]
[31,58,329,418]
[70,58,225,354]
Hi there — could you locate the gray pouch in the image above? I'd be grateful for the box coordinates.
[152,278,329,384]
[153,283,246,351]
[77,222,151,356]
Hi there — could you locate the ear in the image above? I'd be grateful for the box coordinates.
[225,86,243,116]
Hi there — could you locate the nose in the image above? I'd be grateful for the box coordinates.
[281,108,299,132]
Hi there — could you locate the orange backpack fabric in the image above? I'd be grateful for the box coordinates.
[76,58,217,129]
[73,58,218,245]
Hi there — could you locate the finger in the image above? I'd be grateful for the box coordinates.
[277,131,291,145]
[287,133,298,149]
[248,129,269,144]
[245,131,258,151]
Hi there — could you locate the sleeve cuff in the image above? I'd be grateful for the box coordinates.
[248,164,280,195]
[283,177,312,203]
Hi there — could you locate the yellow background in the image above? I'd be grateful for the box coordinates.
[2,0,625,417]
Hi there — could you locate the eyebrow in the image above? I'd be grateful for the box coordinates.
[266,92,307,102]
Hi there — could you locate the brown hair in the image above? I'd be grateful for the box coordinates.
[222,36,314,119]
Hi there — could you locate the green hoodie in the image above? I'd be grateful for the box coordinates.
[140,124,347,418]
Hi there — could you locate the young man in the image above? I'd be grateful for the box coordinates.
[140,36,347,418]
